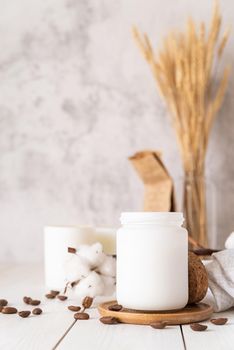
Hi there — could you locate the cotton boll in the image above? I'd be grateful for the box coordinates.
[64,254,90,282]
[74,271,105,298]
[78,243,105,268]
[98,255,116,277]
[102,275,116,296]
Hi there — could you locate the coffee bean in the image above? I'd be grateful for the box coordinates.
[68,306,81,312]
[99,316,119,325]
[108,304,122,312]
[71,281,78,288]
[0,299,8,307]
[74,312,89,320]
[2,307,18,314]
[30,300,41,306]
[210,318,228,325]
[150,321,167,329]
[82,296,93,309]
[50,290,60,296]
[45,293,55,299]
[190,323,207,332]
[68,247,77,254]
[32,308,42,315]
[57,295,67,301]
[18,311,31,318]
[23,296,32,304]
[0,306,3,312]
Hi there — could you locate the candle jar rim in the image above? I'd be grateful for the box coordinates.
[120,212,184,226]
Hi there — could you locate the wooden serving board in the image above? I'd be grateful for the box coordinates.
[98,301,213,325]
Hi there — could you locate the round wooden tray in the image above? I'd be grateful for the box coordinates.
[98,301,213,325]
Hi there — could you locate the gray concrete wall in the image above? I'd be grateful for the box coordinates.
[0,0,233,261]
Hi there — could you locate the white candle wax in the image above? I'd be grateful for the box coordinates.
[94,227,116,255]
[44,225,95,289]
[117,212,188,311]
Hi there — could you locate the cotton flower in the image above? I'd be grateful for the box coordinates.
[97,255,116,277]
[64,242,116,298]
[74,271,105,298]
[64,254,90,282]
[78,242,105,268]
[102,275,116,296]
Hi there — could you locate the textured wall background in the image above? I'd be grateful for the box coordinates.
[0,0,233,261]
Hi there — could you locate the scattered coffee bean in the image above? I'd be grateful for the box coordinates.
[0,306,3,312]
[18,311,31,318]
[50,290,60,296]
[45,293,55,299]
[99,316,119,325]
[68,247,77,254]
[74,312,90,320]
[57,295,67,301]
[68,306,81,312]
[82,296,93,309]
[71,281,78,288]
[190,323,207,332]
[0,299,8,307]
[150,321,167,329]
[32,308,42,315]
[30,300,41,306]
[23,296,32,305]
[2,307,18,314]
[210,318,228,325]
[108,304,122,312]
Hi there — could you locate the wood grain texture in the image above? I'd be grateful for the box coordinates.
[0,264,75,350]
[1,264,234,350]
[98,301,213,325]
[182,309,234,350]
[57,308,185,350]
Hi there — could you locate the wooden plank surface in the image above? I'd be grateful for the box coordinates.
[0,264,75,350]
[2,264,234,350]
[57,308,185,350]
[182,309,234,350]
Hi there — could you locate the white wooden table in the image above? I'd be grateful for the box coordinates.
[0,264,234,350]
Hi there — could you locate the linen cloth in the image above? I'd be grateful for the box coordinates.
[204,249,234,312]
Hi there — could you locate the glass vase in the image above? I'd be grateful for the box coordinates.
[175,174,217,248]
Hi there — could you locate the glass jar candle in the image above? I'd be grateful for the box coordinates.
[116,212,188,311]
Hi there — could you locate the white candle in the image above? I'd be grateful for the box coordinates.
[44,225,95,289]
[117,212,188,311]
[94,227,116,255]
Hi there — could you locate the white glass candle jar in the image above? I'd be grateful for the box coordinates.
[116,212,188,311]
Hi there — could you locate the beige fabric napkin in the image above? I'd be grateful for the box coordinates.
[204,249,234,312]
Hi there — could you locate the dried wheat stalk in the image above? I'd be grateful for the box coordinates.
[133,2,230,246]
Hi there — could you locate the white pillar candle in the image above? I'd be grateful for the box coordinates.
[44,225,95,289]
[94,227,116,255]
[117,212,188,311]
